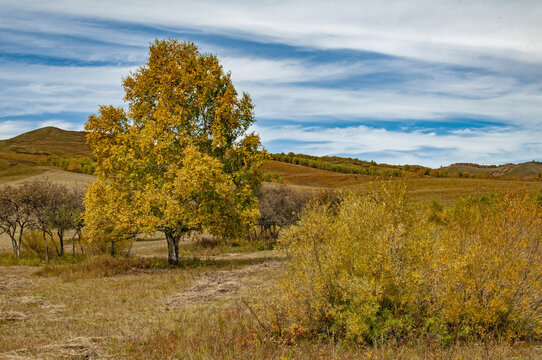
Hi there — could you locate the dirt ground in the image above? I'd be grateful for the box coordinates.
[0,167,94,188]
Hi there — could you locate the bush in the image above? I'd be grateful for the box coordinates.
[256,184,312,238]
[68,159,82,172]
[22,230,60,259]
[277,182,542,344]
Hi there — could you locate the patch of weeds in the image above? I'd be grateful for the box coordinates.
[33,255,275,280]
[35,256,172,280]
[181,238,273,256]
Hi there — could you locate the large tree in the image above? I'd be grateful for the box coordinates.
[85,39,265,264]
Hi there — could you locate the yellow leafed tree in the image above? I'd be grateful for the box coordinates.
[85,39,265,263]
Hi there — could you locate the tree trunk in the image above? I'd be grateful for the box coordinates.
[110,241,115,257]
[164,228,181,265]
[125,236,135,257]
[57,230,64,256]
[9,230,18,258]
[43,230,49,264]
[16,227,23,260]
[47,231,60,256]
[77,231,84,255]
[71,232,76,256]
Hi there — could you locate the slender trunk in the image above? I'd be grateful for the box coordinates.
[110,241,115,257]
[77,231,84,255]
[126,236,135,257]
[71,232,76,256]
[17,226,24,259]
[48,231,61,256]
[9,229,17,257]
[57,230,64,256]
[43,230,49,264]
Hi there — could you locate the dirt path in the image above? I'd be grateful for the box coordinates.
[0,168,94,188]
[163,259,282,306]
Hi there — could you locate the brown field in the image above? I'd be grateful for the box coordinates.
[262,160,542,206]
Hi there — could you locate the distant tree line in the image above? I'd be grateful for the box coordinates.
[271,153,431,177]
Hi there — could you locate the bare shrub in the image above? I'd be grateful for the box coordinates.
[0,184,34,259]
[0,181,85,262]
[256,184,312,239]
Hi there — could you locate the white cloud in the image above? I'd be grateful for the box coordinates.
[0,121,35,139]
[1,0,541,166]
[0,63,132,117]
[253,124,542,167]
[38,120,84,131]
[3,0,542,69]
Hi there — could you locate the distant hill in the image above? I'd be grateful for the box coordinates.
[0,127,540,182]
[0,126,91,158]
[442,162,542,180]
[0,127,92,179]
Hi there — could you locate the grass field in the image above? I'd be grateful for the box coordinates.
[1,235,542,359]
[261,160,542,206]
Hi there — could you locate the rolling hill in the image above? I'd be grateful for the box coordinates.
[442,162,542,180]
[0,127,91,180]
[0,127,541,190]
[0,126,91,158]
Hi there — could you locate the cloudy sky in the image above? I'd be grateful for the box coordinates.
[1,0,541,167]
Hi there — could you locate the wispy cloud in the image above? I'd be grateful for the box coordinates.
[0,1,541,166]
[255,124,542,167]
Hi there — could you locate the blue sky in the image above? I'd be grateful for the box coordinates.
[1,1,541,167]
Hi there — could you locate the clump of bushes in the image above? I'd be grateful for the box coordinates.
[38,155,96,174]
[0,181,85,262]
[276,182,542,344]
[263,172,284,183]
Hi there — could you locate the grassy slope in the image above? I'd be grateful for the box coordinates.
[443,162,542,179]
[0,126,91,158]
[0,126,92,180]
[261,160,542,206]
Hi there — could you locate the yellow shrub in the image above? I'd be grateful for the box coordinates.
[22,230,60,259]
[277,182,542,344]
[433,190,542,339]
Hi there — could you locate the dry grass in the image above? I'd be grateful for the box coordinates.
[0,167,95,187]
[261,160,542,206]
[1,237,541,359]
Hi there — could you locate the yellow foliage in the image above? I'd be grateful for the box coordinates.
[84,39,264,262]
[278,182,542,343]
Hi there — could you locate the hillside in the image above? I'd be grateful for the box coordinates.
[443,162,542,180]
[0,126,91,158]
[0,127,92,179]
[1,126,541,185]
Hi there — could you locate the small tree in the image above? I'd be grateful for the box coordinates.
[26,181,67,263]
[0,184,34,259]
[85,39,265,264]
[48,187,85,256]
[256,184,311,238]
